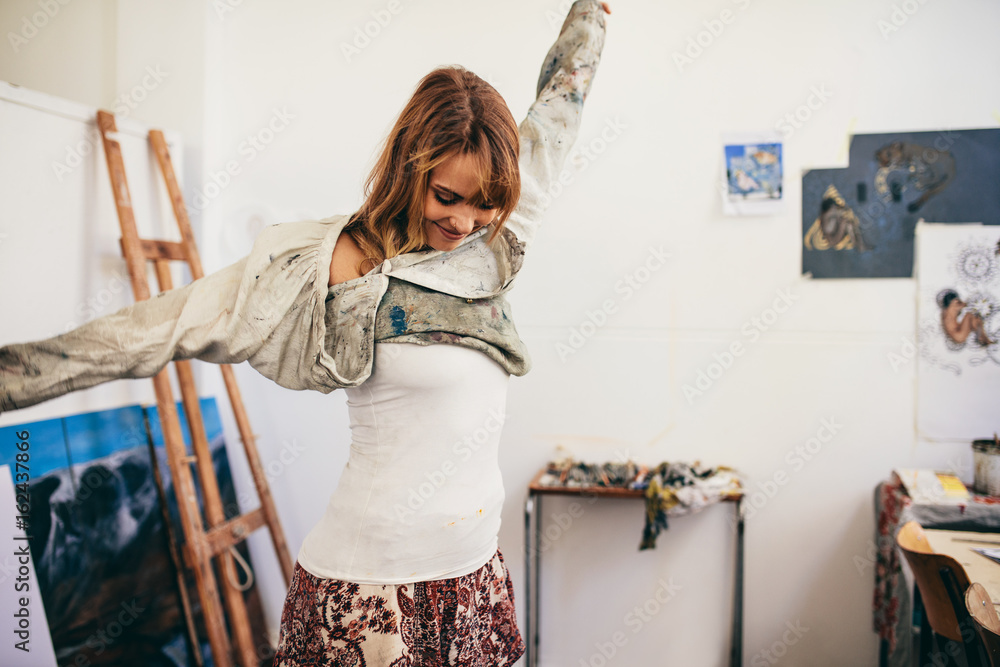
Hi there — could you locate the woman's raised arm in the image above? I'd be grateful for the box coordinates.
[503,0,609,249]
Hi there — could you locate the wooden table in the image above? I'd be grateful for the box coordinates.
[925,529,1000,603]
[523,469,744,667]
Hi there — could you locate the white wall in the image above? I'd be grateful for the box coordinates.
[2,0,999,665]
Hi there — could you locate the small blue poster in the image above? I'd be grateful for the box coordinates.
[722,132,784,216]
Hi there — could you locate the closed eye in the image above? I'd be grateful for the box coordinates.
[434,192,461,206]
[432,186,498,215]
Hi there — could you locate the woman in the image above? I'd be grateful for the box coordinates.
[0,1,608,664]
[937,289,994,346]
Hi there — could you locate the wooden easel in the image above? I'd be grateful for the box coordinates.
[96,109,294,667]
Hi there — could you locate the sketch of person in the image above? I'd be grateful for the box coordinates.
[803,184,871,251]
[874,141,956,213]
[937,288,994,346]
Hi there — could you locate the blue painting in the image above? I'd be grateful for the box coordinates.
[724,142,783,201]
[0,398,270,667]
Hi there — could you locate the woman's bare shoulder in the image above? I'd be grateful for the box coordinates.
[329,230,367,287]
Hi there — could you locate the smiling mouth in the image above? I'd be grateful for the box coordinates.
[434,221,465,240]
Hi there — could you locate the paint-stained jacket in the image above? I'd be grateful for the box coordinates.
[0,0,606,412]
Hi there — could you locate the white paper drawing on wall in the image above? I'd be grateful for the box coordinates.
[916,222,1000,440]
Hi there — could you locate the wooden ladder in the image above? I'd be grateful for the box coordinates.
[95,109,294,667]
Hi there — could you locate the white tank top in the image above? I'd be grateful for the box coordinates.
[296,341,510,583]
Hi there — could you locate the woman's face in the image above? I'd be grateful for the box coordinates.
[422,152,498,252]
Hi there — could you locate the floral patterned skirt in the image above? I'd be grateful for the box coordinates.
[272,550,525,666]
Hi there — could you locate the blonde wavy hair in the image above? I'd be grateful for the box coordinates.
[344,66,521,274]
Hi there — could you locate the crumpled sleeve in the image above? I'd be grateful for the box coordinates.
[0,220,337,412]
[503,0,607,249]
[0,259,261,412]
